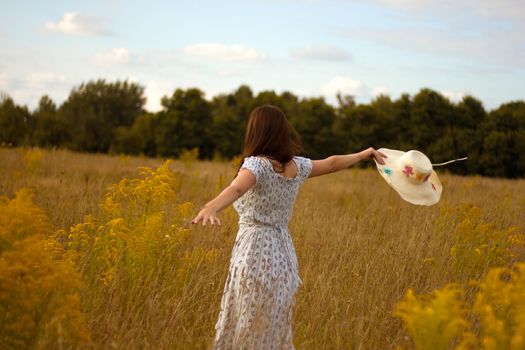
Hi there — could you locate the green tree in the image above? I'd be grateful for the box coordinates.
[515,130,525,176]
[391,93,413,150]
[295,97,337,158]
[110,113,157,156]
[335,101,382,157]
[410,88,455,151]
[32,95,70,147]
[332,94,357,153]
[455,95,486,129]
[445,96,487,174]
[480,130,512,177]
[0,94,31,146]
[58,80,145,152]
[484,101,525,132]
[369,94,400,149]
[155,88,213,158]
[481,102,525,177]
[252,90,301,122]
[210,85,255,159]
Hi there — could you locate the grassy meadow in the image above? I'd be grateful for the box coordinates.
[1,147,525,349]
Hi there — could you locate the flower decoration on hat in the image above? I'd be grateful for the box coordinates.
[402,165,414,177]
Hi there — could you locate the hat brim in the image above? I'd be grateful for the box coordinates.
[374,148,442,206]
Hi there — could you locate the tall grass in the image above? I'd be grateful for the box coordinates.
[1,146,524,349]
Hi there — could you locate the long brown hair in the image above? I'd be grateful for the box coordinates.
[240,104,304,169]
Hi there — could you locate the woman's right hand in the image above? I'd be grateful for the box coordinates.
[191,206,221,226]
[361,147,387,165]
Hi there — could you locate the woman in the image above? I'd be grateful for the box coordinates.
[192,105,387,349]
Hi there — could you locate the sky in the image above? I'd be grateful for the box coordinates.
[1,0,524,112]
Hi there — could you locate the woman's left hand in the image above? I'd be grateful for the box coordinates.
[362,147,387,165]
[191,206,221,226]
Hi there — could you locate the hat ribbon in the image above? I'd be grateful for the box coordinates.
[431,157,468,167]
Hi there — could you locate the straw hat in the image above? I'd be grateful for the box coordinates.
[373,148,467,206]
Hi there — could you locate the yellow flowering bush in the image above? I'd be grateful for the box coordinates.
[0,189,90,349]
[395,203,525,350]
[60,161,190,285]
[449,205,524,281]
[395,263,525,350]
[58,160,220,347]
[474,264,525,349]
[179,147,199,167]
[21,147,45,174]
[394,285,472,350]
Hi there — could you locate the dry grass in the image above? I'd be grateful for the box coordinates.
[1,146,524,349]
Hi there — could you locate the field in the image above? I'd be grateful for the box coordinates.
[1,147,525,349]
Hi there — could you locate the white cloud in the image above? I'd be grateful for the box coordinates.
[25,73,66,89]
[1,72,70,110]
[320,76,364,97]
[0,73,8,89]
[43,12,109,36]
[291,88,316,99]
[341,0,525,68]
[342,26,525,68]
[372,86,390,97]
[126,76,141,84]
[290,45,352,61]
[144,80,175,112]
[373,0,525,21]
[182,43,265,62]
[94,48,140,66]
[442,90,466,103]
[216,69,236,77]
[203,88,224,101]
[144,85,162,112]
[143,79,222,112]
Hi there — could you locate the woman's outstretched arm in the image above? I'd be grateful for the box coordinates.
[191,169,256,226]
[309,147,387,178]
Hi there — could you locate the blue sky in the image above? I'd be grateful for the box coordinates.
[1,0,524,112]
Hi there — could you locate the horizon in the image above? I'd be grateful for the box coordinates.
[2,79,523,114]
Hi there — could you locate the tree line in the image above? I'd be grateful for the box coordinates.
[1,79,524,178]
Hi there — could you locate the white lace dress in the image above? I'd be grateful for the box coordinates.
[213,155,313,350]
